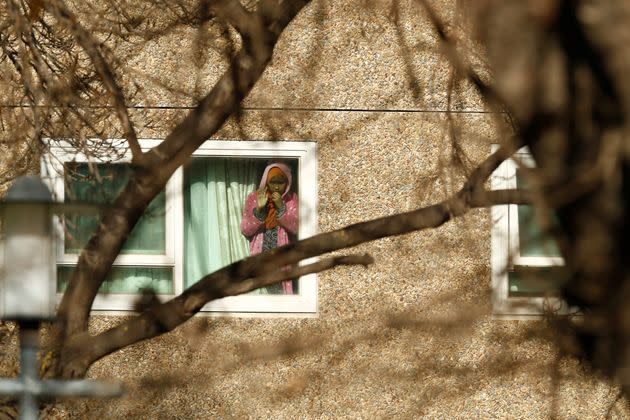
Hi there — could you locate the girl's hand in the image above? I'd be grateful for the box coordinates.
[256,188,267,211]
[271,192,283,209]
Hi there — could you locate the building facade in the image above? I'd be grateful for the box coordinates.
[1,0,627,418]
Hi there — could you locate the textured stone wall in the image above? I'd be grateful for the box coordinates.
[1,0,627,418]
[70,110,623,418]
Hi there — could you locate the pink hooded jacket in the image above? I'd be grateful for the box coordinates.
[240,163,298,294]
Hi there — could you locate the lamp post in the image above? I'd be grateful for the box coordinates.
[0,176,123,420]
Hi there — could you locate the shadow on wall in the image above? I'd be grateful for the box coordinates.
[50,282,628,419]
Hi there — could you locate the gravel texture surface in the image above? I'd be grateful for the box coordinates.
[2,0,628,418]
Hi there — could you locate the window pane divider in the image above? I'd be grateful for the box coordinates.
[512,256,565,267]
[58,255,174,266]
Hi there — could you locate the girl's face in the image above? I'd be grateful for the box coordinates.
[267,174,287,195]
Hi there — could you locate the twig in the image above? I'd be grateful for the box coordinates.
[416,0,509,113]
[46,0,142,163]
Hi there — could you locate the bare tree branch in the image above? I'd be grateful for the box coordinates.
[416,0,509,114]
[5,0,46,133]
[222,253,375,297]
[45,0,142,162]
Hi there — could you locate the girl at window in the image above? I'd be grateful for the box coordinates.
[240,162,298,294]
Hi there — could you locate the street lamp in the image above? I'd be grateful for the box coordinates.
[0,175,122,420]
[0,176,56,321]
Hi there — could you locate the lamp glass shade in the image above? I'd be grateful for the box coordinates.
[1,203,56,320]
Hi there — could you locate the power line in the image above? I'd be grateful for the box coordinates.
[0,104,494,114]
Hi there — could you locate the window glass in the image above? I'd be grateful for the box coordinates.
[508,266,565,297]
[491,147,570,315]
[57,266,173,294]
[64,163,166,254]
[183,157,299,294]
[516,170,561,257]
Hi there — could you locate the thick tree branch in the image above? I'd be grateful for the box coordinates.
[221,253,374,297]
[60,253,374,377]
[470,188,531,207]
[58,147,523,377]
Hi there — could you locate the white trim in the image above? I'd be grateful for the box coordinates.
[43,139,176,269]
[513,256,564,266]
[490,149,510,313]
[44,139,177,312]
[190,140,318,314]
[88,308,319,319]
[43,139,318,316]
[173,164,185,298]
[490,145,568,317]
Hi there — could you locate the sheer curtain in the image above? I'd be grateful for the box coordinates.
[57,266,173,294]
[184,158,267,292]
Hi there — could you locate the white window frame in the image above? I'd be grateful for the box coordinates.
[491,145,567,318]
[42,139,318,316]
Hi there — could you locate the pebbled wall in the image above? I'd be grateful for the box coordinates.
[0,0,626,418]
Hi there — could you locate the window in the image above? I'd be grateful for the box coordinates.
[43,140,318,315]
[491,146,569,317]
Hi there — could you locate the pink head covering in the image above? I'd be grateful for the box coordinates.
[259,162,292,197]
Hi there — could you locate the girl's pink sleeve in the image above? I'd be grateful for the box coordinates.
[278,192,299,235]
[241,192,263,238]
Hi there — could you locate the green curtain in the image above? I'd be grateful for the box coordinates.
[58,266,173,294]
[62,163,171,294]
[184,158,266,290]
